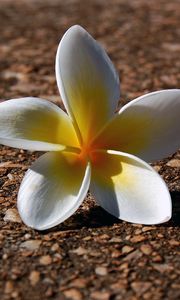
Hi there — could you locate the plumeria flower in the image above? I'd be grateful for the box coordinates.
[0,25,180,230]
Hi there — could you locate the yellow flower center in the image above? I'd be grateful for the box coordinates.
[78,143,94,161]
[77,141,105,168]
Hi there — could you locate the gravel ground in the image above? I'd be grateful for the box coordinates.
[0,0,180,299]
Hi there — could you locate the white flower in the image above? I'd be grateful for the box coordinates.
[0,25,180,230]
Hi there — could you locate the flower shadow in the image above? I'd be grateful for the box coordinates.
[46,205,121,233]
[43,190,180,233]
[163,191,180,227]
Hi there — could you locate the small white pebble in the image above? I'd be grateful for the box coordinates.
[7,173,14,180]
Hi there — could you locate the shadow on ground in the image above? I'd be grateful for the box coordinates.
[45,191,180,234]
[45,205,120,233]
[168,191,180,227]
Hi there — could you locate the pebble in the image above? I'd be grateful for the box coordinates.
[39,255,52,265]
[152,254,162,262]
[0,233,4,240]
[111,250,121,258]
[99,234,109,239]
[122,245,134,254]
[1,70,26,80]
[53,253,62,262]
[157,233,164,238]
[11,291,19,298]
[89,250,101,257]
[69,278,87,288]
[142,226,156,232]
[109,237,122,243]
[29,270,40,286]
[21,250,33,257]
[0,161,11,168]
[153,165,161,172]
[140,244,153,255]
[83,236,92,241]
[20,240,41,251]
[110,279,127,291]
[130,235,146,243]
[119,262,129,270]
[153,263,173,273]
[51,243,60,251]
[131,281,152,296]
[171,283,180,289]
[3,208,21,223]
[43,277,54,285]
[71,247,87,255]
[134,229,142,235]
[166,159,180,168]
[168,240,179,246]
[95,266,108,276]
[123,250,142,261]
[63,288,83,300]
[125,235,131,240]
[90,291,110,300]
[11,267,21,279]
[24,233,31,240]
[7,173,14,180]
[4,281,14,294]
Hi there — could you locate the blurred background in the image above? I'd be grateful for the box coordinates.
[0,0,179,106]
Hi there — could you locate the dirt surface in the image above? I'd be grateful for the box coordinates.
[0,0,180,299]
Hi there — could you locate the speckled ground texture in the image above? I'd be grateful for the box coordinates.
[0,0,180,299]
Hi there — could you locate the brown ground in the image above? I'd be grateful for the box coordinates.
[0,0,180,299]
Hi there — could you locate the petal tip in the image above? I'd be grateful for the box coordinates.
[61,24,87,41]
[159,214,172,224]
[67,24,85,33]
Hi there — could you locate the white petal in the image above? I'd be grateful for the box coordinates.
[18,152,91,230]
[56,25,120,144]
[93,89,180,162]
[0,97,79,151]
[90,150,171,225]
